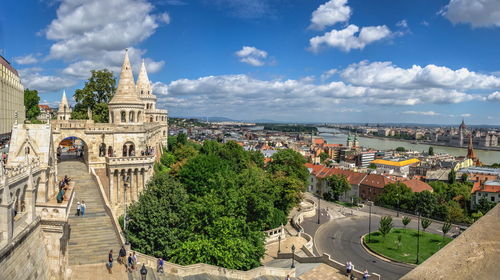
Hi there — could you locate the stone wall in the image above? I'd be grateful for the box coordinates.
[0,218,49,280]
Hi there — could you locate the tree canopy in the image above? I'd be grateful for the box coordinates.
[71,69,116,122]
[126,139,307,270]
[24,88,41,121]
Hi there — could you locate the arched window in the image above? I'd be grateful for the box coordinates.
[137,111,142,122]
[108,146,114,157]
[163,130,166,136]
[122,145,128,157]
[150,116,153,122]
[110,112,114,123]
[129,144,135,157]
[99,143,106,157]
[123,142,135,157]
[121,111,126,122]
[129,111,135,122]
[141,90,143,95]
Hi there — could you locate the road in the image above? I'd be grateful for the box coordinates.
[301,197,456,280]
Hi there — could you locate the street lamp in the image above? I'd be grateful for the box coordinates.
[368,201,373,243]
[396,193,400,217]
[416,212,421,264]
[123,174,130,245]
[140,264,148,280]
[291,244,295,268]
[278,235,282,254]
[317,193,321,224]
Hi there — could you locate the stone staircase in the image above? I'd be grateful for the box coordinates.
[59,159,122,266]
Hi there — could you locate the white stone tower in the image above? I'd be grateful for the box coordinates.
[108,49,145,125]
[57,90,72,120]
[137,60,159,123]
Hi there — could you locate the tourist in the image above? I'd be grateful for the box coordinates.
[108,250,113,274]
[362,269,369,280]
[132,252,138,270]
[81,201,86,216]
[285,275,291,280]
[346,261,353,276]
[157,258,164,273]
[127,253,133,272]
[76,201,81,216]
[119,246,126,264]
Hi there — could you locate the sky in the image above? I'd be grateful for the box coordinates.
[1,0,500,125]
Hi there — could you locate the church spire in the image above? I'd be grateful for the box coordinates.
[57,90,72,120]
[109,49,142,105]
[136,59,152,95]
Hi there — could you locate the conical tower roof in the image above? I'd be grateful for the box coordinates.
[136,59,153,95]
[58,90,71,111]
[109,49,142,105]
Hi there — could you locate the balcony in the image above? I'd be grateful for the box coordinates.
[105,155,155,168]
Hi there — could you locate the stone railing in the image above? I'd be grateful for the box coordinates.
[291,198,317,234]
[131,250,295,279]
[36,188,75,221]
[264,225,285,244]
[105,155,155,167]
[53,120,88,130]
[277,252,381,280]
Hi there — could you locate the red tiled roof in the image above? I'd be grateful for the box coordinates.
[360,174,395,189]
[402,179,433,193]
[471,181,500,194]
[313,138,325,145]
[39,105,50,109]
[324,144,342,147]
[305,163,367,185]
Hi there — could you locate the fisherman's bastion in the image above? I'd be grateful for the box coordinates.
[0,50,169,279]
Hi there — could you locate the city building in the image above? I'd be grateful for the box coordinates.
[0,55,25,137]
[37,104,53,122]
[356,151,376,167]
[471,180,500,210]
[371,158,420,176]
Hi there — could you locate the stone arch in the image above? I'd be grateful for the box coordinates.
[129,111,135,122]
[122,141,135,157]
[137,111,142,122]
[14,188,21,216]
[56,136,89,165]
[150,116,153,122]
[108,146,114,157]
[121,111,126,123]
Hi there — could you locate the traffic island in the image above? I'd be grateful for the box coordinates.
[362,228,452,265]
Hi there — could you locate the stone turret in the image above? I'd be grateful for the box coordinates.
[108,49,144,125]
[57,90,72,120]
[137,60,159,123]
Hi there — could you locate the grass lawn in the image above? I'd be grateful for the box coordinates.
[364,228,452,264]
[333,200,357,208]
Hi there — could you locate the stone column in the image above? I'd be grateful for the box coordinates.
[117,171,121,205]
[109,170,114,205]
[134,169,139,201]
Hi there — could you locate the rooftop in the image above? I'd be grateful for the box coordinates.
[371,158,420,167]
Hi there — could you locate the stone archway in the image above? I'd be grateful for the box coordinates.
[56,136,89,165]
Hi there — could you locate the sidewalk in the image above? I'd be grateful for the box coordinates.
[263,236,308,263]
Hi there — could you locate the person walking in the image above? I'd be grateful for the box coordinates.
[362,269,369,280]
[119,246,126,264]
[76,201,81,216]
[346,261,353,276]
[127,253,133,273]
[132,252,137,270]
[157,258,164,273]
[81,201,86,216]
[107,250,114,274]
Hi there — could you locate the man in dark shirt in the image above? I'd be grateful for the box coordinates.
[108,250,113,274]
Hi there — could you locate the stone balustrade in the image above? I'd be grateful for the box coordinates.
[131,250,295,279]
[36,188,74,221]
[264,225,285,244]
[105,155,155,167]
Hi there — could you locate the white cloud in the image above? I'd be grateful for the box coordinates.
[309,0,351,30]
[460,113,472,117]
[396,19,408,28]
[14,54,39,65]
[320,69,338,81]
[341,60,500,90]
[235,46,269,66]
[404,111,441,116]
[487,91,500,101]
[421,20,430,26]
[309,24,392,52]
[18,68,78,92]
[157,12,171,24]
[441,0,500,28]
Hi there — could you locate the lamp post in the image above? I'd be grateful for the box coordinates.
[278,235,282,254]
[317,193,321,224]
[368,201,372,243]
[140,264,148,280]
[416,212,421,264]
[396,193,400,217]
[123,174,130,245]
[291,244,295,268]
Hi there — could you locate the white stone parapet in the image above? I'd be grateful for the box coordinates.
[105,155,155,168]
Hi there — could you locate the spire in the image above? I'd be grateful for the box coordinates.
[109,49,142,105]
[467,133,476,160]
[57,90,72,120]
[60,90,69,108]
[136,59,152,95]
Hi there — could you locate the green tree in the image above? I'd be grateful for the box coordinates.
[428,146,434,156]
[72,69,116,122]
[421,218,432,232]
[476,198,495,214]
[461,173,468,182]
[402,216,411,232]
[379,216,393,241]
[319,152,329,163]
[445,200,465,223]
[375,182,413,210]
[325,174,351,201]
[414,191,437,217]
[24,88,41,121]
[267,149,309,184]
[271,173,306,213]
[442,221,451,242]
[368,163,377,169]
[395,147,406,152]
[448,169,456,184]
[126,172,190,258]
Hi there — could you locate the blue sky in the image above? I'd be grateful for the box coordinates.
[1,0,500,124]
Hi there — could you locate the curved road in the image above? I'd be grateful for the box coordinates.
[301,198,457,280]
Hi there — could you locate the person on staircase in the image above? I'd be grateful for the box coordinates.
[118,246,126,265]
[76,202,81,216]
[81,201,86,216]
[107,250,114,274]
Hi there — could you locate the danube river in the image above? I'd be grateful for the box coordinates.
[317,127,500,165]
